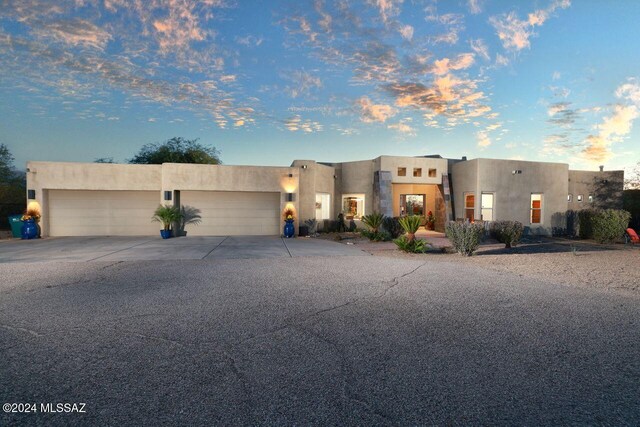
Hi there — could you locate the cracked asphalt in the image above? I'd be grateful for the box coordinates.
[1,256,639,425]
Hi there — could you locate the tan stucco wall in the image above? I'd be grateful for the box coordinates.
[290,160,337,224]
[27,161,298,236]
[452,159,569,235]
[339,160,375,216]
[391,184,438,217]
[568,170,624,210]
[380,156,448,185]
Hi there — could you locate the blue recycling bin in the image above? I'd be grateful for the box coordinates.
[8,215,23,238]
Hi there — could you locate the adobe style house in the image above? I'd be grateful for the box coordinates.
[25,156,624,237]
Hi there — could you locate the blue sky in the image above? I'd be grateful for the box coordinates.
[1,0,639,174]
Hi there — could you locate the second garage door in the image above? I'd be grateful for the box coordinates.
[180,191,280,236]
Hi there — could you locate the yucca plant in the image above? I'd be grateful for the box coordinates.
[398,215,423,242]
[361,212,384,233]
[152,204,182,231]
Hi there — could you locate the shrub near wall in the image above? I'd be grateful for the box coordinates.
[577,209,599,239]
[492,221,524,248]
[591,209,631,244]
[445,221,485,256]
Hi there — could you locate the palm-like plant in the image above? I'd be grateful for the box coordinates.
[152,204,182,231]
[361,212,384,233]
[399,215,423,242]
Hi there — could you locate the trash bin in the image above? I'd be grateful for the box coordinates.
[8,215,23,238]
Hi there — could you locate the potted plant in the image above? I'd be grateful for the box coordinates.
[283,207,295,238]
[20,212,39,240]
[152,204,182,239]
[425,210,435,230]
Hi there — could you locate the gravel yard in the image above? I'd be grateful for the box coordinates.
[326,233,640,294]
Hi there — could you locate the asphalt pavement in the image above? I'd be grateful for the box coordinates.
[1,244,638,425]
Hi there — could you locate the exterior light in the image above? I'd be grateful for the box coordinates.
[301,165,308,169]
[286,193,294,202]
[288,173,293,178]
[164,191,172,201]
[27,189,36,199]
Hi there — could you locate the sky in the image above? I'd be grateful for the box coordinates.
[0,0,639,175]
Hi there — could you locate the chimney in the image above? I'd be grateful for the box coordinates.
[462,156,467,161]
[599,165,604,172]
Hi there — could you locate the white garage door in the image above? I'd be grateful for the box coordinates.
[48,190,160,236]
[180,191,280,236]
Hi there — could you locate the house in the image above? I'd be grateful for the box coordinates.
[25,156,623,237]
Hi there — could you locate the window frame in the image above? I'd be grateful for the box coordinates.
[397,167,406,177]
[481,192,494,222]
[568,194,572,202]
[530,193,543,225]
[464,192,475,221]
[413,168,422,177]
[428,168,437,178]
[577,194,583,202]
[341,194,365,220]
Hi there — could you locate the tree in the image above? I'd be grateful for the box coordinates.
[128,137,221,165]
[94,157,115,163]
[0,144,26,224]
[625,161,640,190]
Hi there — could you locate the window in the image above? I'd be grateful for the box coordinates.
[400,194,425,216]
[413,168,422,177]
[481,193,494,222]
[428,168,437,178]
[577,194,583,202]
[315,193,331,221]
[568,194,572,202]
[530,194,542,224]
[588,195,593,203]
[464,193,475,221]
[342,194,365,219]
[397,167,406,177]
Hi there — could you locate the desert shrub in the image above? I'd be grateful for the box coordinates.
[361,212,384,233]
[394,236,428,253]
[382,216,405,238]
[322,219,338,233]
[492,220,524,248]
[445,221,485,256]
[348,220,357,232]
[398,215,423,237]
[361,229,391,241]
[591,209,631,243]
[578,209,599,239]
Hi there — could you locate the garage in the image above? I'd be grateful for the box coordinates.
[47,190,160,236]
[180,191,280,236]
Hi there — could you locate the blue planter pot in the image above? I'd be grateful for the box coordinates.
[160,229,172,239]
[283,219,295,238]
[21,219,38,240]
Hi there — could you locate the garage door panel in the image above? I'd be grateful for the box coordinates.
[48,190,159,236]
[180,191,280,236]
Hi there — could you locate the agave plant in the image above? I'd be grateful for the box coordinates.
[361,212,384,233]
[152,204,182,231]
[398,215,423,242]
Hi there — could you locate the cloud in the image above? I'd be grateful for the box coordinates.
[552,71,561,81]
[476,130,491,148]
[467,0,482,14]
[284,70,322,98]
[387,118,416,136]
[490,1,571,52]
[38,19,112,50]
[356,96,397,123]
[431,53,475,75]
[581,79,640,163]
[284,115,323,132]
[367,0,403,23]
[399,25,414,41]
[469,39,490,61]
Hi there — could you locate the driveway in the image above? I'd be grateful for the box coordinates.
[0,236,368,262]
[1,247,639,425]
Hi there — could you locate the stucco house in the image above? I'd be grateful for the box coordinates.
[25,155,623,237]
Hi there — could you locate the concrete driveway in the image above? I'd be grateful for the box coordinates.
[0,236,368,262]
[1,247,639,425]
